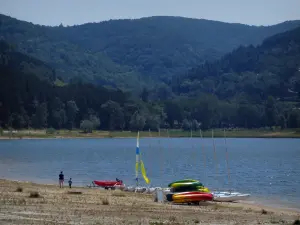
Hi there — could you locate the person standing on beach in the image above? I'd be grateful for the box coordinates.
[68,178,72,188]
[59,171,64,188]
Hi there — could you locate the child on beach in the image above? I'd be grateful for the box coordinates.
[68,178,72,188]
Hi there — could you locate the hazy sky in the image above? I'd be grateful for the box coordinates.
[0,0,299,26]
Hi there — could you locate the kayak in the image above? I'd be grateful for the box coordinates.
[170,192,213,203]
[169,181,204,188]
[166,191,211,201]
[168,179,200,187]
[93,180,123,187]
[172,186,210,193]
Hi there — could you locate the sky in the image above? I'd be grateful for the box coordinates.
[0,0,300,26]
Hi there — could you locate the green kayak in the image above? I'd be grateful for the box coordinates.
[168,181,204,188]
[168,179,199,187]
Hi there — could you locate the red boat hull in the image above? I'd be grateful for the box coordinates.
[93,180,123,187]
[172,192,213,203]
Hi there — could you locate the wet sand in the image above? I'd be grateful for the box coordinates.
[0,179,299,224]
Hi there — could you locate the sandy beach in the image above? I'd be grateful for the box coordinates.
[0,179,299,225]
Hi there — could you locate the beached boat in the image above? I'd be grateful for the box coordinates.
[135,131,150,186]
[210,129,251,202]
[93,180,124,189]
[212,191,250,202]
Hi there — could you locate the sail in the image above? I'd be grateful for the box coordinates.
[135,131,150,185]
[140,160,150,184]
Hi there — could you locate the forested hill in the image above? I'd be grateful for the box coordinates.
[1,25,300,131]
[1,14,300,90]
[0,40,166,131]
[164,26,300,130]
[173,25,300,102]
[0,40,56,83]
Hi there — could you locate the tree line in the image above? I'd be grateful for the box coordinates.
[1,23,300,132]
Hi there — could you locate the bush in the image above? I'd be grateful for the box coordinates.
[80,120,93,133]
[16,187,23,192]
[46,128,56,134]
[293,219,300,225]
[102,198,110,205]
[29,191,40,198]
[0,127,3,136]
[261,209,268,214]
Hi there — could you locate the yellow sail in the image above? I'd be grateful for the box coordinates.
[135,161,139,175]
[140,160,150,184]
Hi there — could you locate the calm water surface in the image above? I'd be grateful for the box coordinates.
[0,138,299,209]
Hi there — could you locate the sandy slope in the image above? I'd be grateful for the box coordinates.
[0,179,299,225]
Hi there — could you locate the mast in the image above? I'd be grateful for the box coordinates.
[200,129,206,173]
[135,131,140,186]
[224,129,231,190]
[212,129,220,188]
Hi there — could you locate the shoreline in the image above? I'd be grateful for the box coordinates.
[1,136,300,140]
[4,178,300,213]
[1,129,300,140]
[0,179,299,224]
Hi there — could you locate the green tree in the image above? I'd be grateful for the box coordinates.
[89,115,101,130]
[264,96,277,127]
[191,119,200,130]
[51,97,67,129]
[129,112,146,131]
[80,120,93,133]
[182,119,191,131]
[66,100,79,129]
[31,101,48,128]
[140,88,149,102]
[101,100,124,130]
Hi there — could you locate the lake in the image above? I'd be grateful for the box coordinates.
[0,137,299,209]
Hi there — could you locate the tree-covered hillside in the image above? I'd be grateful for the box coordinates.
[173,26,300,101]
[1,14,300,90]
[1,18,300,131]
[168,26,300,129]
[0,40,166,131]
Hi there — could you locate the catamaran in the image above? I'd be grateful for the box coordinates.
[124,131,156,193]
[211,129,250,202]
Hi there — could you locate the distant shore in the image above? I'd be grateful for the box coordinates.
[1,128,300,140]
[0,179,299,224]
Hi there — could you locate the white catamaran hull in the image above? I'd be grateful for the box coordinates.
[212,192,250,202]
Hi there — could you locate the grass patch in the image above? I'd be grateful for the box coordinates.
[29,191,40,198]
[293,219,300,225]
[102,198,110,205]
[194,219,200,223]
[261,209,268,214]
[67,191,82,195]
[15,186,23,192]
[46,128,57,135]
[18,198,26,205]
[111,191,126,197]
[169,215,176,222]
[3,128,300,139]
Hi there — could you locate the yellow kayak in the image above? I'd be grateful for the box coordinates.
[197,187,210,193]
[170,181,203,188]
